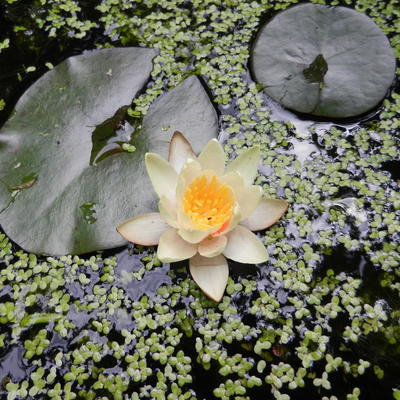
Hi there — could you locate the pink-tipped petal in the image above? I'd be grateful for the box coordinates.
[212,203,241,237]
[157,228,197,263]
[225,146,260,185]
[168,131,196,173]
[198,235,228,258]
[223,225,268,264]
[197,139,226,175]
[240,198,289,231]
[145,153,178,201]
[189,254,229,302]
[117,213,169,245]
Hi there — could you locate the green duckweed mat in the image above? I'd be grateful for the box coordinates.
[0,0,399,399]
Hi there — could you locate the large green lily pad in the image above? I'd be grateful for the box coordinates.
[251,4,396,118]
[0,48,218,255]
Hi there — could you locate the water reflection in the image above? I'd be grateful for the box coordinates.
[114,247,172,302]
[0,346,33,383]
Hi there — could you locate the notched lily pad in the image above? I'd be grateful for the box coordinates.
[303,54,328,86]
[251,4,397,118]
[0,48,218,255]
[89,105,131,165]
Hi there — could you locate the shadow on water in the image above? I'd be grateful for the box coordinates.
[0,346,33,383]
[381,160,400,181]
[114,246,172,302]
[0,0,137,128]
[318,244,400,309]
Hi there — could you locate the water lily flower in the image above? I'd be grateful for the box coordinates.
[117,132,288,302]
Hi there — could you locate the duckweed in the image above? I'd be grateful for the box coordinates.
[0,0,399,398]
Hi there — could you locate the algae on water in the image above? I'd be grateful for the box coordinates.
[0,0,399,399]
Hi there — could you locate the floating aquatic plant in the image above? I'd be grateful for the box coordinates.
[251,3,396,118]
[0,48,217,255]
[0,0,399,399]
[118,132,288,301]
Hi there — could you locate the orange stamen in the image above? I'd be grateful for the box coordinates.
[183,175,234,230]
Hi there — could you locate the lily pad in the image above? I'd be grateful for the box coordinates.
[0,48,218,255]
[251,4,396,118]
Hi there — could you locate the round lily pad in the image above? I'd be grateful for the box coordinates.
[0,48,218,255]
[251,4,396,118]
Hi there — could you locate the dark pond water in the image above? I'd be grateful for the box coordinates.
[0,0,399,399]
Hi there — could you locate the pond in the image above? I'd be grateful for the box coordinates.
[0,0,399,399]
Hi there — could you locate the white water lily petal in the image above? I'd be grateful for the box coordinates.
[189,254,229,302]
[175,159,202,202]
[178,226,216,244]
[220,171,244,194]
[180,158,203,184]
[223,225,268,264]
[145,153,178,201]
[117,213,169,246]
[197,139,225,175]
[225,146,260,185]
[198,235,228,257]
[237,185,263,220]
[159,196,179,228]
[177,209,196,230]
[241,198,288,231]
[220,172,262,221]
[157,228,197,262]
[168,131,196,173]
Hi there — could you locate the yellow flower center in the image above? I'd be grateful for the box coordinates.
[183,174,234,230]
